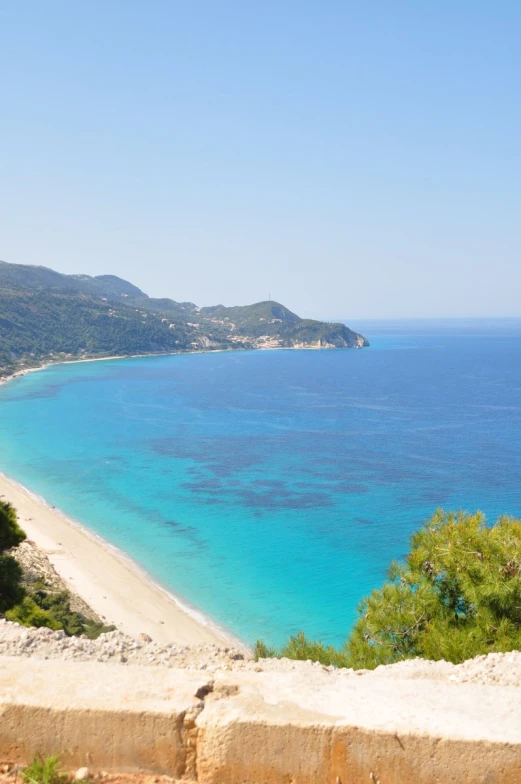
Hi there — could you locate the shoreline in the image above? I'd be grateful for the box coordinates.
[0,337,366,388]
[0,345,363,649]
[0,350,210,387]
[0,471,248,652]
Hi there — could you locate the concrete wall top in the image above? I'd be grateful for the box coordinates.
[1,655,520,783]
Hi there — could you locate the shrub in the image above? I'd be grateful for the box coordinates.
[0,500,26,551]
[6,587,116,638]
[0,500,26,613]
[0,552,25,613]
[1,499,115,639]
[21,755,67,784]
[257,511,521,669]
[6,595,62,629]
[254,632,351,667]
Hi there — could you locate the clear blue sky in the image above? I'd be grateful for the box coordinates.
[1,1,519,319]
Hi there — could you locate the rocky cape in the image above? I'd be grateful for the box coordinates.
[0,259,368,377]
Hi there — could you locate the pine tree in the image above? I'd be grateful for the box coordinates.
[347,510,521,667]
[0,500,26,613]
[257,511,521,668]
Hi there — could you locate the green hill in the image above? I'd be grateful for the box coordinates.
[201,301,301,329]
[200,301,367,347]
[0,260,146,301]
[0,260,368,376]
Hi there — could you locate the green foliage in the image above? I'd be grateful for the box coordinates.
[30,588,116,638]
[0,259,145,301]
[0,259,367,375]
[0,497,113,638]
[0,553,25,613]
[201,301,301,330]
[21,755,68,784]
[0,284,199,374]
[30,590,86,635]
[0,500,26,551]
[6,595,62,629]
[259,511,521,669]
[0,500,26,613]
[282,319,366,348]
[254,632,350,667]
[6,587,116,639]
[200,301,366,347]
[253,640,277,659]
[82,618,117,639]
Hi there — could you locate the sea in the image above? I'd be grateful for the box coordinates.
[1,319,520,648]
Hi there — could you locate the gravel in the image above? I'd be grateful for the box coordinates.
[371,650,521,686]
[1,618,521,685]
[0,619,249,672]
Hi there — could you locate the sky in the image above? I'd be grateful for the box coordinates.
[1,2,520,320]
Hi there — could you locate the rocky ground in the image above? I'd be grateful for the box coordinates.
[0,619,248,671]
[0,765,181,784]
[11,540,104,621]
[1,618,521,686]
[4,528,521,686]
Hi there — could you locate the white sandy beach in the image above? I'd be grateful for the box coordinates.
[0,349,234,388]
[0,354,163,387]
[0,472,242,649]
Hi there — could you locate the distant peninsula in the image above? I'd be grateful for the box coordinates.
[0,259,368,378]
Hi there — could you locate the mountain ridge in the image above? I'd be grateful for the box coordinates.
[0,259,368,376]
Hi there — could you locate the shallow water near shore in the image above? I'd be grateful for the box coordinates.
[1,319,520,647]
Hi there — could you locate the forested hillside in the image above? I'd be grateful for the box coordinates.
[0,285,204,375]
[0,260,368,376]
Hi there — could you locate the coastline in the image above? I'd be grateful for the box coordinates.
[0,351,196,387]
[0,344,364,649]
[0,335,367,388]
[0,471,247,651]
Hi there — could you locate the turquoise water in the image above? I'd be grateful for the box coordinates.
[1,319,521,646]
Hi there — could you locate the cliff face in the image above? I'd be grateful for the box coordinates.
[282,320,369,349]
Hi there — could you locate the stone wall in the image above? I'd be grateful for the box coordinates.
[1,656,520,784]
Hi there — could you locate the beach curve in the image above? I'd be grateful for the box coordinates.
[0,472,247,651]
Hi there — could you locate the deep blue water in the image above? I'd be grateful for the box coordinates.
[1,319,520,646]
